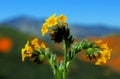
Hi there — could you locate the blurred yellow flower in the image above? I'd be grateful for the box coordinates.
[100,43,111,59]
[31,38,38,45]
[21,38,47,62]
[100,43,109,49]
[31,38,40,50]
[56,14,67,26]
[46,14,57,27]
[31,38,47,50]
[95,57,107,65]
[41,14,68,37]
[21,48,32,62]
[40,42,46,49]
[58,14,67,23]
[25,41,33,53]
[41,23,49,36]
[21,41,33,62]
[95,42,112,65]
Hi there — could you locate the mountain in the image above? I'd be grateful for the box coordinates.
[70,24,120,38]
[1,15,120,39]
[1,15,45,37]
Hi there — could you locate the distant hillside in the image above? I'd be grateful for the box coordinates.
[70,24,120,38]
[1,16,120,39]
[1,16,45,37]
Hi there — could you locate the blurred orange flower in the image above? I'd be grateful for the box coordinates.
[0,38,12,53]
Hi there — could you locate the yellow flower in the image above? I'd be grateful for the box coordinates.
[100,43,109,49]
[40,14,68,37]
[100,49,111,59]
[58,14,67,23]
[31,38,38,45]
[100,43,111,59]
[25,41,33,53]
[31,38,47,50]
[31,38,40,50]
[56,14,68,26]
[21,49,32,62]
[46,14,57,27]
[21,41,33,62]
[21,39,47,62]
[95,49,111,65]
[95,57,107,65]
[41,23,48,36]
[40,42,46,49]
[95,42,112,65]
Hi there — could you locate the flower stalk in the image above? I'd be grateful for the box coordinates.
[63,39,67,79]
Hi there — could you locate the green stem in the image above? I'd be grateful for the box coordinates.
[47,58,61,79]
[46,58,56,79]
[63,39,67,79]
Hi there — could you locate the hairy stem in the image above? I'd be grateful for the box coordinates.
[63,39,67,79]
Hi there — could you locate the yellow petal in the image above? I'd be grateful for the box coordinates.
[41,42,46,49]
[59,14,67,22]
[21,48,26,62]
[31,38,38,45]
[95,58,107,65]
[41,24,48,36]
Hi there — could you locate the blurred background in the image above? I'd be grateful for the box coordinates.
[0,0,120,79]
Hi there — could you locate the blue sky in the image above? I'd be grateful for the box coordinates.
[0,0,120,28]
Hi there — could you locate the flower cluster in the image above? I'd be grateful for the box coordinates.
[78,40,112,65]
[41,14,73,43]
[21,38,46,62]
[41,14,67,36]
[95,40,112,65]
